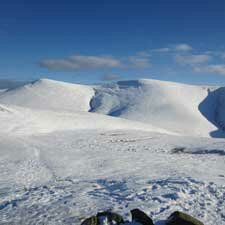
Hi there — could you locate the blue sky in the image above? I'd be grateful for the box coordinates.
[0,0,225,85]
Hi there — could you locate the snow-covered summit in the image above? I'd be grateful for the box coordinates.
[91,79,224,137]
[0,78,94,112]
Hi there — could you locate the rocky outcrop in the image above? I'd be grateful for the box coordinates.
[81,211,124,225]
[81,216,98,225]
[80,209,153,225]
[80,209,204,225]
[166,211,204,225]
[131,209,154,225]
[97,211,124,224]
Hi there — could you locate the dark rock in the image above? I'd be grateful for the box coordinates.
[97,211,124,224]
[166,211,204,225]
[131,208,154,225]
[171,147,186,154]
[81,216,98,225]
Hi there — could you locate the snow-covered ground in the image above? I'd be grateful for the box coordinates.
[0,78,224,225]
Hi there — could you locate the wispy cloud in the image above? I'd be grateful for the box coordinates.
[203,50,225,58]
[195,64,225,76]
[152,47,171,53]
[101,74,121,81]
[39,44,225,79]
[127,56,151,68]
[136,51,151,57]
[174,43,193,52]
[39,54,151,71]
[220,52,225,59]
[175,54,211,66]
[207,64,225,75]
[39,55,122,71]
[151,43,193,54]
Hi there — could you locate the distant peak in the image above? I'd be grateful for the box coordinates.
[115,78,189,88]
[29,78,76,87]
[116,80,142,87]
[31,78,57,84]
[115,78,204,88]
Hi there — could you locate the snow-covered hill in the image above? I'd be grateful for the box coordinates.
[0,79,94,112]
[91,79,225,137]
[0,79,173,136]
[0,78,225,225]
[2,78,224,137]
[0,105,173,136]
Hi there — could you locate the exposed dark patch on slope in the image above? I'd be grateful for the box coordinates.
[171,147,225,156]
[199,87,225,138]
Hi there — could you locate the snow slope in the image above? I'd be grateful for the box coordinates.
[0,79,174,136]
[0,79,94,112]
[0,104,172,136]
[1,78,225,137]
[91,79,225,137]
[0,130,224,225]
[0,78,225,225]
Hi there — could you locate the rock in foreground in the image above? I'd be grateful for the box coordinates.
[131,208,154,225]
[81,210,205,225]
[166,211,204,225]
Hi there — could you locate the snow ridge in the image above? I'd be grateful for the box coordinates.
[91,79,225,137]
[0,78,225,137]
[0,78,95,113]
[0,78,225,225]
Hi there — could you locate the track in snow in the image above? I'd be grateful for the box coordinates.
[1,78,225,225]
[0,130,224,225]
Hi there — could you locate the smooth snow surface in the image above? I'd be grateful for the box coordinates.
[0,78,225,225]
[91,79,225,137]
[0,79,94,112]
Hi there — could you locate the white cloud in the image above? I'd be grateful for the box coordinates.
[128,56,151,68]
[39,55,122,71]
[40,54,151,71]
[204,51,214,55]
[136,51,151,57]
[152,47,171,53]
[151,44,193,54]
[175,43,193,52]
[220,52,225,59]
[101,74,121,81]
[175,54,211,66]
[194,64,225,76]
[206,64,225,75]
